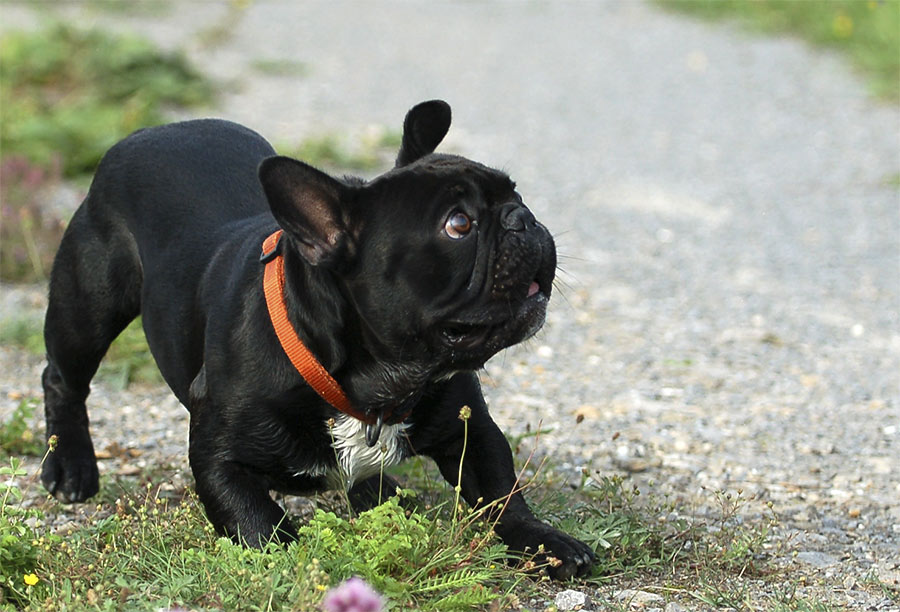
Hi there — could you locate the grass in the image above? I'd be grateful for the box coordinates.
[0,416,807,611]
[277,128,403,174]
[98,319,164,389]
[0,23,214,179]
[0,316,46,357]
[0,398,44,459]
[0,157,67,283]
[0,23,214,283]
[658,0,900,101]
[250,58,310,78]
[0,388,797,609]
[11,488,514,611]
[0,315,162,389]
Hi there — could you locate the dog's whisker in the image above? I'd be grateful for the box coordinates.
[553,275,578,294]
[553,263,582,292]
[556,253,590,264]
[551,284,575,313]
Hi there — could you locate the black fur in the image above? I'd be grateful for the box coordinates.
[41,100,594,579]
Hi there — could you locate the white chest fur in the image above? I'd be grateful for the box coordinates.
[329,413,409,487]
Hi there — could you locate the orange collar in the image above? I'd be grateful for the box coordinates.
[261,230,413,444]
[261,230,364,422]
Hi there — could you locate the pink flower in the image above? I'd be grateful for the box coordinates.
[321,577,384,612]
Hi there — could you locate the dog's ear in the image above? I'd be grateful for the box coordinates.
[259,156,352,267]
[395,100,452,167]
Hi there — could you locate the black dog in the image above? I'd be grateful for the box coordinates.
[41,100,594,580]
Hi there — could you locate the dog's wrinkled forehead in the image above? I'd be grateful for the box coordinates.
[379,153,518,203]
[345,152,525,322]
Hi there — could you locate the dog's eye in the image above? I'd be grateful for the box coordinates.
[445,211,473,239]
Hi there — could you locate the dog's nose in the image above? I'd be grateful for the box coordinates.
[500,203,535,232]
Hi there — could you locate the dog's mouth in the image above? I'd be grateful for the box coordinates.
[441,321,493,349]
[440,277,550,352]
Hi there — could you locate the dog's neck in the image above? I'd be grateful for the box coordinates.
[279,243,350,375]
[279,240,436,424]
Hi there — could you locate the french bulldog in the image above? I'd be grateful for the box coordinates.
[41,100,595,580]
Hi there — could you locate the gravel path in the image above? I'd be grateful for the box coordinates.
[2,1,898,609]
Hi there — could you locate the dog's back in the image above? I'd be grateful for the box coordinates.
[41,120,278,472]
[89,119,276,255]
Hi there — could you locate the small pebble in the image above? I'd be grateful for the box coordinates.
[554,589,590,610]
[795,551,838,568]
[614,589,664,605]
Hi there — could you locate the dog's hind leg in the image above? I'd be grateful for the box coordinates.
[41,201,142,502]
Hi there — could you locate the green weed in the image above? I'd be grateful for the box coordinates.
[770,583,838,612]
[278,127,402,173]
[99,319,163,389]
[0,398,44,458]
[0,315,45,356]
[0,315,161,388]
[0,433,803,610]
[0,23,214,179]
[0,23,214,283]
[863,570,900,604]
[699,488,775,574]
[0,157,68,282]
[298,499,516,609]
[534,475,675,578]
[251,58,310,77]
[2,412,532,611]
[12,485,515,611]
[0,457,48,608]
[658,0,900,101]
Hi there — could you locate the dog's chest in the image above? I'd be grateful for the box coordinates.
[304,414,409,488]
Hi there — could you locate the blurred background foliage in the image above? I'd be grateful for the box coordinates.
[0,23,214,283]
[660,0,900,100]
[0,23,214,178]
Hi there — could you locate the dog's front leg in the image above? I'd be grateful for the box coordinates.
[187,370,297,547]
[413,373,595,580]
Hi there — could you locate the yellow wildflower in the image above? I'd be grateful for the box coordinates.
[23,573,39,586]
[833,13,853,38]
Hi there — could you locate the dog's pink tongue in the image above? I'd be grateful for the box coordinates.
[527,281,540,297]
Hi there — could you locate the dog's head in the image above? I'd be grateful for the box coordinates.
[259,101,555,406]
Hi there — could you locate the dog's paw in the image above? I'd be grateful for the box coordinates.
[502,521,595,581]
[217,503,300,549]
[41,425,99,503]
[237,519,299,549]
